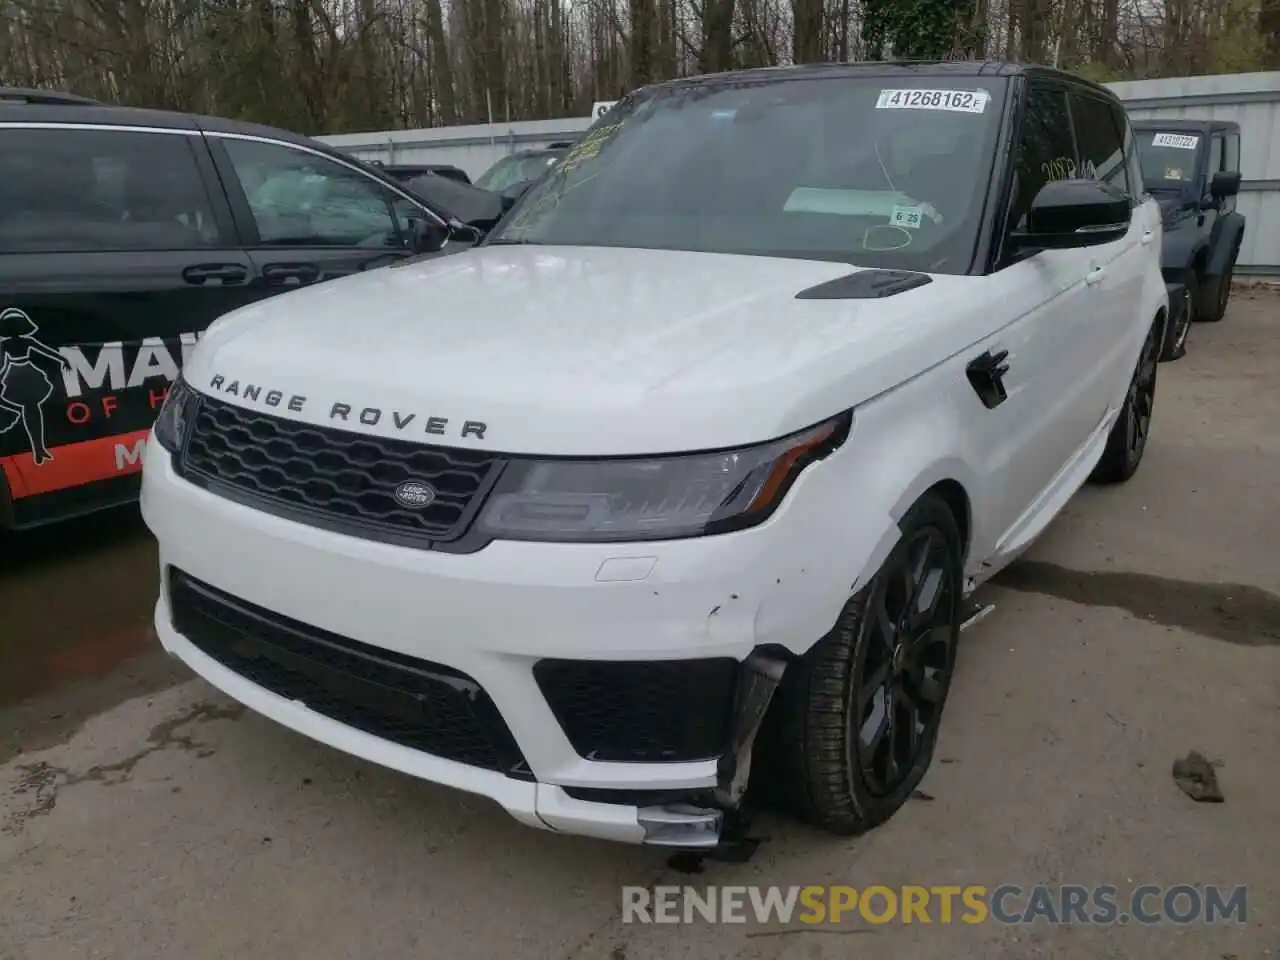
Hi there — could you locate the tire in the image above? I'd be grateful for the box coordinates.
[759,494,963,835]
[1199,245,1238,323]
[1089,317,1161,485]
[1160,274,1196,362]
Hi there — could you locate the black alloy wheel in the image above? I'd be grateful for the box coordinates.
[1125,322,1160,465]
[757,494,963,834]
[853,524,957,798]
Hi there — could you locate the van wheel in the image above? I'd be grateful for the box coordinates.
[1089,318,1160,485]
[763,495,962,834]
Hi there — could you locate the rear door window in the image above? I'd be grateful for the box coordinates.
[0,128,225,253]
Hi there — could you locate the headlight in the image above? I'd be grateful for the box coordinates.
[152,378,198,454]
[477,413,851,542]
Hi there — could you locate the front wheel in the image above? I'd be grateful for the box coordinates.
[1089,318,1161,485]
[759,495,963,834]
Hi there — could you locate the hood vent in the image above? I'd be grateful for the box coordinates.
[795,268,933,300]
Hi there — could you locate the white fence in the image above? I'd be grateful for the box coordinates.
[317,71,1280,275]
[319,117,593,181]
[1110,72,1280,275]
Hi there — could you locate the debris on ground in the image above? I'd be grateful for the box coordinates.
[1172,751,1225,803]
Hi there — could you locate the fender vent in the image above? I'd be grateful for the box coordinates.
[795,269,932,300]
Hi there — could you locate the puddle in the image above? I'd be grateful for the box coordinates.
[997,561,1280,647]
[0,508,162,710]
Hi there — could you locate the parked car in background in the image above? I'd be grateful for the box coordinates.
[143,61,1167,850]
[1131,118,1244,358]
[366,160,472,185]
[402,171,509,233]
[0,87,480,531]
[474,145,571,192]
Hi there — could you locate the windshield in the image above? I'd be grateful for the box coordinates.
[488,76,1008,273]
[475,153,563,192]
[1134,130,1203,193]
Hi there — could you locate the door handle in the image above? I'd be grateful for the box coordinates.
[1141,230,1154,246]
[1086,266,1106,286]
[966,349,1011,410]
[183,263,249,285]
[262,263,322,285]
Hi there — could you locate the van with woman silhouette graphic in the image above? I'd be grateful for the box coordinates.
[0,87,470,530]
[0,307,71,465]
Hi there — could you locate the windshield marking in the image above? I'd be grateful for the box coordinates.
[875,89,990,114]
[1151,133,1199,150]
[491,77,1006,273]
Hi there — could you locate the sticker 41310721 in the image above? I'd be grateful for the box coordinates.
[1151,132,1200,150]
[876,89,990,114]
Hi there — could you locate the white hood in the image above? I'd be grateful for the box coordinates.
[187,245,987,455]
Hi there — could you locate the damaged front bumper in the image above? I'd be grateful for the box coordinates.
[141,440,891,849]
[155,604,787,849]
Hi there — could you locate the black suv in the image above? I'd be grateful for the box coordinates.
[0,88,471,531]
[1132,119,1245,358]
[365,161,472,185]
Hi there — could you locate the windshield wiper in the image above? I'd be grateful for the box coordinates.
[485,238,543,246]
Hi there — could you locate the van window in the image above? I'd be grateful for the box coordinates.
[0,129,224,253]
[220,138,406,249]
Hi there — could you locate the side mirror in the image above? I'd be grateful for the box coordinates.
[499,179,535,212]
[1010,179,1131,251]
[1210,170,1241,199]
[410,218,450,254]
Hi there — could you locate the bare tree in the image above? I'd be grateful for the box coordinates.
[0,0,1270,134]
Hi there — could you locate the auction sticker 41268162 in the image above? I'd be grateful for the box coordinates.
[875,89,991,113]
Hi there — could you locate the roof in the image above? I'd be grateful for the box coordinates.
[1130,117,1240,133]
[646,60,1120,103]
[0,99,421,202]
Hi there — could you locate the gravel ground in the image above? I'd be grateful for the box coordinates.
[1,290,1277,960]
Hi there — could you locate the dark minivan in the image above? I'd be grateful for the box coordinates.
[0,88,470,530]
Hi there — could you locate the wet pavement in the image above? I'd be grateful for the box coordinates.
[1,291,1278,959]
[0,510,185,765]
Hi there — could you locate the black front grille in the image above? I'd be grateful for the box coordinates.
[169,569,531,778]
[177,394,502,547]
[533,658,738,763]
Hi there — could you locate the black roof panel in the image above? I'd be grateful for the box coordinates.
[640,60,1119,104]
[0,102,201,128]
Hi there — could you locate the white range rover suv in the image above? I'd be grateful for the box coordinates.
[142,61,1167,849]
